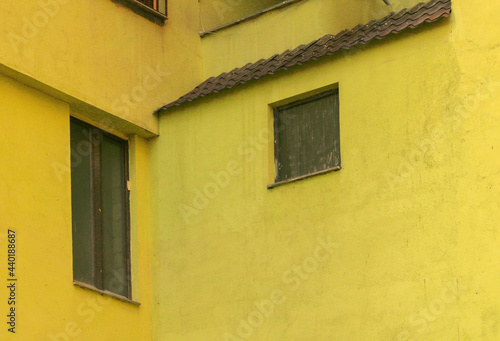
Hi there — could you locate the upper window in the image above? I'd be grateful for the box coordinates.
[115,0,167,24]
[70,118,131,299]
[272,89,341,185]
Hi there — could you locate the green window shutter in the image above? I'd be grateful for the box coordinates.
[274,90,340,182]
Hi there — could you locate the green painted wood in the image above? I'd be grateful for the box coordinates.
[274,90,340,182]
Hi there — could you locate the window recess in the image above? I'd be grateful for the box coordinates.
[70,118,132,299]
[113,0,167,24]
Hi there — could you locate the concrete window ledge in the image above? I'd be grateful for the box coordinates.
[74,281,141,306]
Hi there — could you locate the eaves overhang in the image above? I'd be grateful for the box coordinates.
[157,0,451,113]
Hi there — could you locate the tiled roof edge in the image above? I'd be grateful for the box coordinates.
[157,0,451,112]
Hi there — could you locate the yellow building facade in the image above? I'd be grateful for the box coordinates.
[0,1,201,339]
[1,0,499,340]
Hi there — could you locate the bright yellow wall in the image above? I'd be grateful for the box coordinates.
[153,0,500,340]
[0,73,153,340]
[0,0,203,136]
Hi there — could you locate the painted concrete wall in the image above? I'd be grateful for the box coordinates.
[153,0,500,340]
[0,0,203,135]
[0,72,153,340]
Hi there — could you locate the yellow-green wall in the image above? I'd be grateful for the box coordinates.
[0,72,153,340]
[153,0,500,340]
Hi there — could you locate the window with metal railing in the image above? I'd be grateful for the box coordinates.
[114,0,167,24]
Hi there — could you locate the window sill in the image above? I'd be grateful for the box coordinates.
[112,0,167,25]
[73,281,141,306]
[267,166,341,189]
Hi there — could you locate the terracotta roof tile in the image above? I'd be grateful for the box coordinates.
[158,0,451,112]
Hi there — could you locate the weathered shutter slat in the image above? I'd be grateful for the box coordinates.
[274,89,340,183]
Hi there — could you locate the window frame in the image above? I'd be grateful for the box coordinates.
[70,117,132,300]
[269,89,341,189]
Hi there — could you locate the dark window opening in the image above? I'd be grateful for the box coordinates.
[70,118,131,299]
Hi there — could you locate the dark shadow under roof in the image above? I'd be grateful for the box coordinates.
[158,0,451,112]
